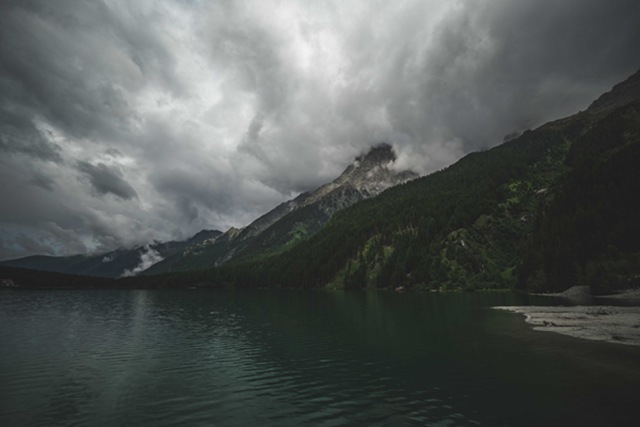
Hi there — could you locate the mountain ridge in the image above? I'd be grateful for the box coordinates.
[197,68,640,293]
[143,143,417,274]
[0,229,223,278]
[3,69,639,291]
[1,144,416,277]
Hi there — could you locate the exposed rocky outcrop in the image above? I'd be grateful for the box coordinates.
[143,144,417,274]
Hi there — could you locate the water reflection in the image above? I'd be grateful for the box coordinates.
[0,290,638,426]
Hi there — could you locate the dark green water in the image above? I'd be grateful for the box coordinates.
[1,290,638,426]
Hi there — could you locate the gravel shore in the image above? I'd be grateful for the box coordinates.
[494,305,640,346]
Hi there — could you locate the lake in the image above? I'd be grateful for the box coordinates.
[1,290,639,426]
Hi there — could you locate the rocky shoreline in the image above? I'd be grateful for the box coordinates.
[495,287,640,346]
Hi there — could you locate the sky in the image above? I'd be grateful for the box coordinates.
[1,0,639,260]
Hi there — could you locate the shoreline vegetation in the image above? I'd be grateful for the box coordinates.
[2,71,640,295]
[4,265,640,346]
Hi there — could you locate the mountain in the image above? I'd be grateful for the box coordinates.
[0,229,222,278]
[197,69,640,294]
[1,144,415,278]
[4,70,639,292]
[519,69,640,293]
[143,143,417,274]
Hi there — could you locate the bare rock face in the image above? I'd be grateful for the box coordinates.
[494,305,640,346]
[214,145,406,244]
[215,143,416,245]
[144,144,417,273]
[301,143,417,216]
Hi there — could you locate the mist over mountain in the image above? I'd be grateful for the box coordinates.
[1,0,639,261]
[0,230,222,278]
[2,69,640,293]
[1,144,416,277]
[142,143,417,274]
[189,68,640,294]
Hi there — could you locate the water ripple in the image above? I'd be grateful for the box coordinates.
[2,290,639,426]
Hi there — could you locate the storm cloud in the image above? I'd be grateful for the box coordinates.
[77,161,138,200]
[1,0,639,259]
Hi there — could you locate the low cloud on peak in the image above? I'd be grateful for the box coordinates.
[1,0,639,260]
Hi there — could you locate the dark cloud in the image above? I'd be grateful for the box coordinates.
[0,0,187,166]
[0,108,62,162]
[0,0,638,260]
[29,173,55,191]
[0,222,88,260]
[0,230,57,259]
[77,161,138,200]
[412,0,640,148]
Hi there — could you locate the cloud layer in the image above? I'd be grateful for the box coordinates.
[1,0,639,259]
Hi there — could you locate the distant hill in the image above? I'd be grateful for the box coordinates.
[0,229,222,278]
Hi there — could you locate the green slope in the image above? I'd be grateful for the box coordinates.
[144,144,416,275]
[213,126,569,290]
[8,70,638,292]
[203,70,640,292]
[519,99,640,293]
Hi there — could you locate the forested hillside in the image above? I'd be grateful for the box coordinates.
[143,144,416,275]
[212,126,570,290]
[204,70,640,293]
[519,98,640,293]
[3,71,638,293]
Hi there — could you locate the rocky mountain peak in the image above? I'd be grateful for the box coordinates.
[303,144,417,209]
[355,143,396,164]
[341,143,395,179]
[140,143,418,273]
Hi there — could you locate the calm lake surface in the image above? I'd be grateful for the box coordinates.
[1,290,639,426]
